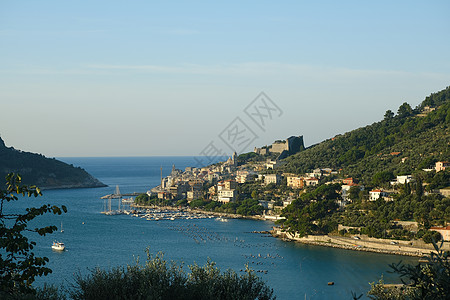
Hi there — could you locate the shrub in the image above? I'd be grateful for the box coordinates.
[70,250,275,300]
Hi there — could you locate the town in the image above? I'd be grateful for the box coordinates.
[133,134,449,256]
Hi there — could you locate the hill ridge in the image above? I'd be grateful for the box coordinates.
[0,137,106,189]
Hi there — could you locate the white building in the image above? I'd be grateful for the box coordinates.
[390,175,414,185]
[218,189,237,203]
[369,189,388,201]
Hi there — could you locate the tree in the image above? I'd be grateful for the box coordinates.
[372,171,395,186]
[349,186,362,201]
[397,102,413,118]
[384,110,394,121]
[0,173,67,297]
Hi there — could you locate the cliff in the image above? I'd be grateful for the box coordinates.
[0,137,106,189]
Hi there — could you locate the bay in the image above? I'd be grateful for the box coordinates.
[10,157,415,299]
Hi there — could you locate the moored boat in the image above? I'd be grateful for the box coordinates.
[52,241,65,251]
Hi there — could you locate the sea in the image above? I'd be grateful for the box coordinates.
[7,157,416,299]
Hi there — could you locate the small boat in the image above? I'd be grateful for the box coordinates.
[60,221,64,233]
[52,241,65,251]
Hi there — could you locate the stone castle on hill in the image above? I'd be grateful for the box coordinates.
[254,135,304,157]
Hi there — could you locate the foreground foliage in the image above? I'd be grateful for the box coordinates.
[0,173,67,298]
[70,250,275,300]
[368,241,450,300]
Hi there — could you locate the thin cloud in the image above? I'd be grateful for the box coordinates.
[85,62,448,79]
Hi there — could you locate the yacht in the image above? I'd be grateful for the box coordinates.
[52,241,65,251]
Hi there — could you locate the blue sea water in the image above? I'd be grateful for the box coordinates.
[7,157,415,299]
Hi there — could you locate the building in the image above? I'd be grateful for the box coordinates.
[217,181,225,192]
[430,225,450,241]
[188,180,204,191]
[158,191,172,200]
[223,180,237,190]
[218,189,237,203]
[187,190,203,201]
[390,175,414,185]
[225,151,238,167]
[305,177,319,187]
[254,136,304,156]
[264,174,281,185]
[435,188,450,198]
[342,177,358,185]
[265,159,287,170]
[286,175,304,189]
[369,189,388,201]
[208,185,217,195]
[435,161,449,172]
[236,173,256,184]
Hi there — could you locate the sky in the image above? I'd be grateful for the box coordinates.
[1,1,449,157]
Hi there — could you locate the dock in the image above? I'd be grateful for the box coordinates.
[100,185,143,215]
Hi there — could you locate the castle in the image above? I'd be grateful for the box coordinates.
[254,136,304,156]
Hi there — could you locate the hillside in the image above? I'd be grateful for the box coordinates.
[0,137,106,189]
[283,86,450,183]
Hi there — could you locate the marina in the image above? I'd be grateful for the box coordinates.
[130,208,216,221]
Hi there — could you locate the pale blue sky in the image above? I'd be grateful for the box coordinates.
[1,1,449,156]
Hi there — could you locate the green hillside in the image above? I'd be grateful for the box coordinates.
[283,86,450,183]
[0,137,106,189]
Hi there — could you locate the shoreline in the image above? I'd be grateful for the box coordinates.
[130,204,448,258]
[270,228,450,258]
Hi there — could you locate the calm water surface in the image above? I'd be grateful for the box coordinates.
[11,157,415,299]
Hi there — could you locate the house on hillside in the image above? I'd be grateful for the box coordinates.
[286,175,304,189]
[390,175,414,185]
[369,189,389,201]
[305,177,319,187]
[342,177,358,185]
[265,174,281,185]
[435,161,449,172]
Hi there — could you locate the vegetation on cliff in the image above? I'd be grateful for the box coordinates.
[282,86,450,183]
[0,137,105,189]
[276,86,450,241]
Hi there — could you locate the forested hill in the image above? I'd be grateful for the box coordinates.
[0,138,106,189]
[283,86,450,183]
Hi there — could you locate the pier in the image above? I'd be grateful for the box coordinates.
[101,185,143,215]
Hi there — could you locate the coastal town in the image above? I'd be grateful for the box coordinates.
[126,134,450,257]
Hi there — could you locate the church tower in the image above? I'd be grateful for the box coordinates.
[232,151,237,166]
